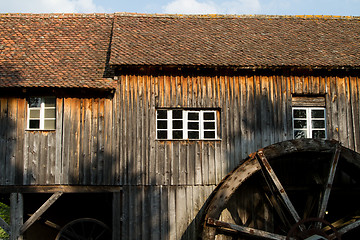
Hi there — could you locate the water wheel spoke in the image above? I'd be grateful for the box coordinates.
[257,151,302,226]
[336,218,360,236]
[317,145,341,227]
[207,218,287,240]
[94,228,107,240]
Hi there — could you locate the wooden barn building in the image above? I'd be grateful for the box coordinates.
[1,13,360,239]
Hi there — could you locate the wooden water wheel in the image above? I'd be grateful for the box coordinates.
[55,218,111,240]
[201,139,360,240]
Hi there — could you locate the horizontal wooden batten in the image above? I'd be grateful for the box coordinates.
[292,95,326,107]
[0,185,122,193]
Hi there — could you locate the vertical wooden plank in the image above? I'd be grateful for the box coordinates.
[71,98,80,184]
[90,98,99,185]
[135,76,143,185]
[151,186,160,240]
[121,187,129,240]
[194,142,202,185]
[261,75,271,148]
[172,142,179,186]
[15,98,26,185]
[176,186,187,239]
[149,75,156,185]
[61,98,71,184]
[112,192,121,240]
[350,76,360,152]
[128,76,136,185]
[29,133,38,184]
[179,143,187,185]
[55,98,63,184]
[168,186,176,240]
[7,98,17,185]
[157,143,166,185]
[97,98,105,185]
[233,75,241,165]
[82,99,92,185]
[286,73,293,139]
[0,99,7,185]
[160,186,169,240]
[329,76,339,141]
[47,132,56,184]
[38,133,47,185]
[344,76,355,150]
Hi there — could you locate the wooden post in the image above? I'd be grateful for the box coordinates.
[10,193,23,240]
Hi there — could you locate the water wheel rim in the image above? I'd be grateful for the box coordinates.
[201,139,360,240]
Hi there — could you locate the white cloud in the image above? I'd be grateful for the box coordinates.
[220,0,261,14]
[162,0,218,14]
[162,0,261,14]
[0,0,105,13]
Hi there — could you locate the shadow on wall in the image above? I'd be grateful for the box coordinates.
[181,71,293,239]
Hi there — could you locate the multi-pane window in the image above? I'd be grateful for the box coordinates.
[293,107,326,139]
[156,109,218,140]
[28,97,56,130]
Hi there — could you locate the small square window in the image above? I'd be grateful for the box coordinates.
[28,97,56,130]
[292,107,326,139]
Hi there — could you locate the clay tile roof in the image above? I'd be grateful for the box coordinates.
[110,13,360,68]
[0,13,116,89]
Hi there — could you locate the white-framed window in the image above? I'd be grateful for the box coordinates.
[27,97,56,130]
[292,107,326,139]
[156,109,218,140]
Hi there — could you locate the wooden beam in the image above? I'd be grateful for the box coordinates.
[19,192,63,234]
[207,218,287,240]
[317,145,341,228]
[0,185,122,193]
[0,216,10,235]
[256,151,302,227]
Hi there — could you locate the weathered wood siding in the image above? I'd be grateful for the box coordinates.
[1,69,360,239]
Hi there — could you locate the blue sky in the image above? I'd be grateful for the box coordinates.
[0,0,359,16]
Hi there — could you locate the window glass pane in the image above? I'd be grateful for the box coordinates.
[294,109,306,118]
[44,120,56,130]
[173,120,183,129]
[157,120,167,129]
[157,131,167,139]
[44,109,56,118]
[188,122,199,130]
[188,112,199,120]
[312,130,326,139]
[312,109,324,118]
[29,109,40,118]
[172,110,182,119]
[29,98,41,108]
[204,112,215,120]
[188,131,199,139]
[29,120,40,129]
[294,120,307,129]
[204,122,215,130]
[204,131,215,139]
[157,110,167,119]
[294,130,307,139]
[312,120,325,128]
[44,97,56,107]
[173,130,183,139]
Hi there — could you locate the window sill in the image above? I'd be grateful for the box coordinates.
[156,139,221,142]
[25,129,56,132]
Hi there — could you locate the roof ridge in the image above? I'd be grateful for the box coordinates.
[114,12,360,20]
[0,13,114,18]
